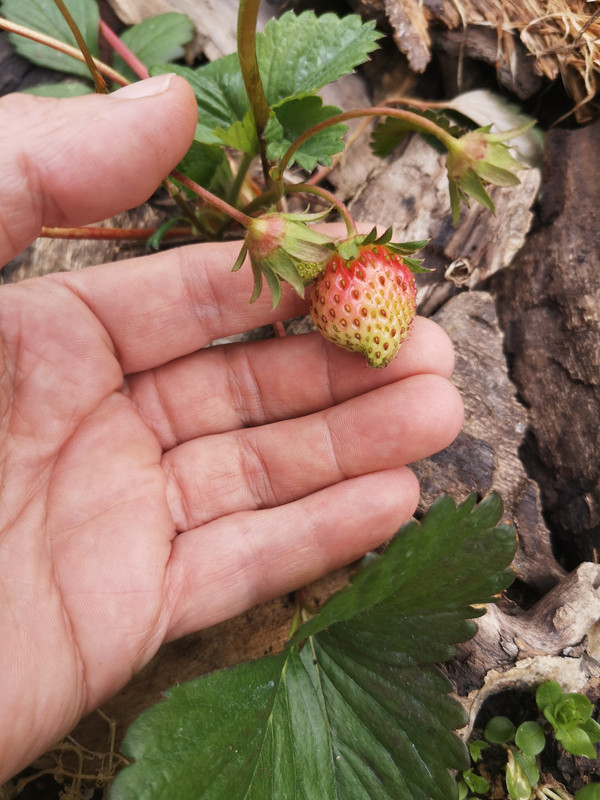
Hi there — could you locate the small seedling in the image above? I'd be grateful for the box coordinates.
[458,682,600,800]
[536,682,600,760]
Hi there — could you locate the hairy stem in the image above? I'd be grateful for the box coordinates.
[0,16,129,85]
[170,170,253,228]
[53,0,107,92]
[40,226,194,240]
[285,183,357,236]
[237,0,272,184]
[275,106,457,178]
[99,19,149,80]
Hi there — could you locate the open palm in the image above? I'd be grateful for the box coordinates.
[0,76,462,781]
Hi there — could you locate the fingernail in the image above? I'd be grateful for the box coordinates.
[112,73,175,99]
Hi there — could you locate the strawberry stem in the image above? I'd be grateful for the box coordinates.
[275,106,457,179]
[99,19,150,80]
[0,16,129,85]
[40,225,195,240]
[285,183,357,237]
[53,0,107,92]
[170,170,254,229]
[237,0,272,186]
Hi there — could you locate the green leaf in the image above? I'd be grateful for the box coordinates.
[1,0,99,78]
[556,725,598,759]
[468,739,488,762]
[536,681,564,712]
[457,781,469,800]
[114,12,195,83]
[111,494,516,800]
[145,217,187,251]
[513,750,539,788]
[506,750,532,800]
[576,785,600,800]
[264,97,348,170]
[293,493,515,643]
[581,717,600,744]
[485,716,516,745]
[173,139,231,197]
[557,693,593,724]
[515,721,545,756]
[257,10,381,104]
[154,11,379,158]
[214,111,259,154]
[462,769,490,794]
[152,60,249,146]
[22,80,93,97]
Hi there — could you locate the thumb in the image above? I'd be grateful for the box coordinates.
[0,73,198,266]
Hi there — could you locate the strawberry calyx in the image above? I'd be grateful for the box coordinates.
[334,226,430,274]
[445,122,534,224]
[238,209,335,306]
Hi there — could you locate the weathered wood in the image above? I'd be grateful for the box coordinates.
[450,562,600,736]
[494,119,600,567]
[412,291,565,592]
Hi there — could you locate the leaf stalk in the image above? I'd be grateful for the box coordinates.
[53,0,107,92]
[275,106,457,178]
[170,170,254,229]
[236,0,272,185]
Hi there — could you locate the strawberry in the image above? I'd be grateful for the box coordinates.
[309,242,418,368]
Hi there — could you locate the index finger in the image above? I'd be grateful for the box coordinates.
[52,240,310,374]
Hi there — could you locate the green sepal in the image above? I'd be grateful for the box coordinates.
[244,212,334,305]
[335,227,430,272]
[232,243,248,273]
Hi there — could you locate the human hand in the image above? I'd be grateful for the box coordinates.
[0,75,462,781]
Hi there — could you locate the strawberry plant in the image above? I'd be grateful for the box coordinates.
[0,1,545,796]
[0,0,534,366]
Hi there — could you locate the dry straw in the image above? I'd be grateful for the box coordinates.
[444,0,600,121]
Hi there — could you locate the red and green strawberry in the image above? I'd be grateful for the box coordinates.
[243,215,426,368]
[309,242,418,368]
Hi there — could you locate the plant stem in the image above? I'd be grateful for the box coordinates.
[0,16,129,85]
[275,106,457,178]
[41,225,195,240]
[99,19,149,80]
[285,183,357,237]
[227,152,254,208]
[53,0,107,92]
[170,170,254,228]
[236,0,272,184]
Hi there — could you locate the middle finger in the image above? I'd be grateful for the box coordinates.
[162,373,462,532]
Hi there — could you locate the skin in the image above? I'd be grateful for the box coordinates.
[0,74,463,781]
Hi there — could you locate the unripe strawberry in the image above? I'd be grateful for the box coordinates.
[310,244,417,368]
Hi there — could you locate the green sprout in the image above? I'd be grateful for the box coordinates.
[536,682,600,760]
[457,682,600,800]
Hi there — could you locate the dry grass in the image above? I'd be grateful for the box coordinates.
[445,0,600,121]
